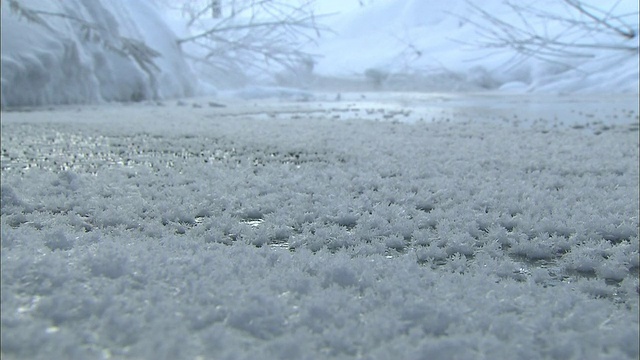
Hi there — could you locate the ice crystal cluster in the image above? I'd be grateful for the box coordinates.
[1,103,639,359]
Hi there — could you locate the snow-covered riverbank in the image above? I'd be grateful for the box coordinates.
[1,94,638,359]
[3,0,638,108]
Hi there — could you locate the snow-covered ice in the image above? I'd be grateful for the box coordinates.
[1,94,638,359]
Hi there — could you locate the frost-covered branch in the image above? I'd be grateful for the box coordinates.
[460,0,639,65]
[7,0,161,91]
[175,0,331,82]
[177,15,323,45]
[563,0,636,39]
[7,0,55,29]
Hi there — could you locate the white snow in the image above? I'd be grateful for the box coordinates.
[1,0,197,107]
[1,95,639,359]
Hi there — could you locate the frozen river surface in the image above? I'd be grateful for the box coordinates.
[1,92,638,359]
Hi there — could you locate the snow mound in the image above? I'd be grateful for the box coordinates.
[1,0,197,107]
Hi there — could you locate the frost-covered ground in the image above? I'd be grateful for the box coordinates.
[2,1,638,358]
[1,93,639,359]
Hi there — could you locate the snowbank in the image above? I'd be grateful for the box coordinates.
[0,0,197,107]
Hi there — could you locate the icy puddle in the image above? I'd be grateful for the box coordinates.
[1,92,639,359]
[200,91,639,128]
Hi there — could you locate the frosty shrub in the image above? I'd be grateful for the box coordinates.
[364,68,390,88]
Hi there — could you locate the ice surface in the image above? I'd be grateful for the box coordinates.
[1,95,638,359]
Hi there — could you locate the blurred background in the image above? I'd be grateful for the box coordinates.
[1,0,638,107]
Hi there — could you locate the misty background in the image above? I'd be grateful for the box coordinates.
[1,0,638,107]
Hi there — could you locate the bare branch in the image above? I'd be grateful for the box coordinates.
[177,0,331,82]
[563,0,636,39]
[7,0,55,31]
[177,14,327,45]
[457,0,638,68]
[7,0,162,97]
